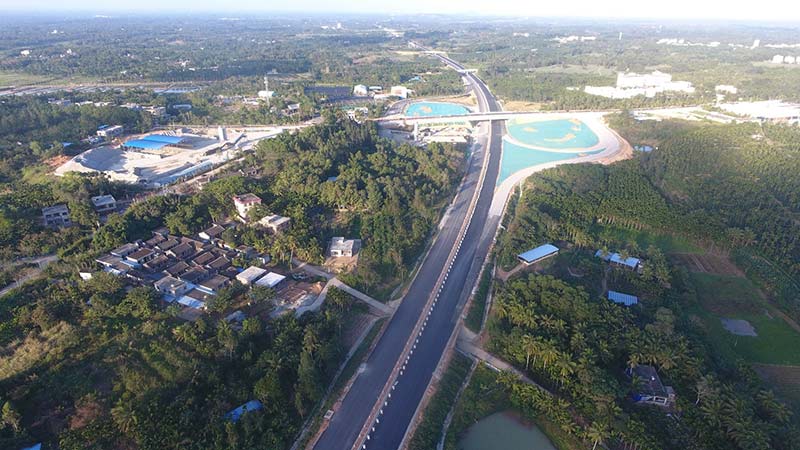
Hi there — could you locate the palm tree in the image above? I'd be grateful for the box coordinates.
[520,334,541,371]
[111,399,137,434]
[586,420,610,450]
[694,374,716,406]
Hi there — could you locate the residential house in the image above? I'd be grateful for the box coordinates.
[328,237,361,258]
[42,204,71,228]
[179,267,209,284]
[143,254,170,272]
[198,275,231,294]
[125,248,156,267]
[255,272,286,289]
[91,195,117,214]
[627,365,676,407]
[192,252,215,267]
[96,125,124,139]
[165,261,190,278]
[110,242,140,258]
[233,193,262,220]
[199,224,226,241]
[206,256,231,274]
[168,242,195,260]
[156,238,180,252]
[154,276,191,298]
[237,266,267,285]
[257,214,291,234]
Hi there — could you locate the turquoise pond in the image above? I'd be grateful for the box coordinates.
[458,411,557,450]
[507,118,599,149]
[405,102,470,117]
[497,140,604,186]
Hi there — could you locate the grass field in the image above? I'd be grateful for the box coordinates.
[691,272,800,365]
[600,227,702,254]
[0,71,55,86]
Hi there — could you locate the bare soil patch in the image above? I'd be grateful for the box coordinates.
[753,364,800,404]
[44,154,71,170]
[671,253,745,277]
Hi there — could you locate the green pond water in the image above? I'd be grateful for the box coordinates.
[507,118,599,149]
[405,101,470,117]
[458,411,557,450]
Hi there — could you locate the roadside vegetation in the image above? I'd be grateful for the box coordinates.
[407,353,472,450]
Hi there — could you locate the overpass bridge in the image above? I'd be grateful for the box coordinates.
[372,110,543,127]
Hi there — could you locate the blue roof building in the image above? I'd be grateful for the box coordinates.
[141,134,185,144]
[607,290,639,306]
[123,134,185,151]
[595,250,642,271]
[224,400,263,422]
[517,244,559,265]
[123,139,170,150]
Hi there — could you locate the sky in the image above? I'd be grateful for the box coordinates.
[0,0,798,23]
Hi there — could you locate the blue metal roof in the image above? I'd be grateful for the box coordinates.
[517,244,559,264]
[123,139,170,150]
[224,400,263,422]
[608,290,639,306]
[142,134,185,144]
[595,250,641,269]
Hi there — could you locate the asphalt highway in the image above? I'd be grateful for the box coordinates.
[312,50,503,450]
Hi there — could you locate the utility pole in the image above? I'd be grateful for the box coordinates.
[264,76,271,107]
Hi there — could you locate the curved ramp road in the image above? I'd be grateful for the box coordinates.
[312,48,503,450]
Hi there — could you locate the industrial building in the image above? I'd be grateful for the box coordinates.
[719,101,800,124]
[517,244,559,265]
[595,250,642,271]
[585,71,695,99]
[607,290,639,306]
[123,134,188,152]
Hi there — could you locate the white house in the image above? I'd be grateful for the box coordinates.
[353,84,369,96]
[257,214,291,234]
[96,125,124,139]
[255,272,286,289]
[236,266,268,285]
[233,193,262,220]
[328,237,360,258]
[154,276,191,298]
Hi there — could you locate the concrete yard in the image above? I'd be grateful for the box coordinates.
[54,126,285,186]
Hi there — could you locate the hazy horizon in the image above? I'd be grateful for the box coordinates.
[0,0,798,24]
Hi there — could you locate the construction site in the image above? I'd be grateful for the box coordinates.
[54,126,284,187]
